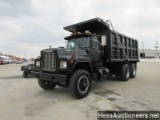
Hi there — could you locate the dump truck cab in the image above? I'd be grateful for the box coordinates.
[65,32,104,65]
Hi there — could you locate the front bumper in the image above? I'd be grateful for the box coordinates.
[30,71,67,84]
[21,66,35,71]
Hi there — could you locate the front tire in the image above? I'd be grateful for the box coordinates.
[69,69,91,99]
[38,79,57,90]
[23,71,28,78]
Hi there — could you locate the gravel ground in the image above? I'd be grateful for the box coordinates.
[0,61,160,120]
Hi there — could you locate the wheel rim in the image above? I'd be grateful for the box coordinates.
[44,81,53,87]
[126,68,130,78]
[77,75,89,94]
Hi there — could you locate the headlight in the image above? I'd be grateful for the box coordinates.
[36,61,40,67]
[60,61,67,69]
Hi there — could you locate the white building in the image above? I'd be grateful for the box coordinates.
[139,49,160,58]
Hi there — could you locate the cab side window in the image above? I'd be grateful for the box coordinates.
[98,42,102,51]
[92,38,102,51]
[92,38,98,50]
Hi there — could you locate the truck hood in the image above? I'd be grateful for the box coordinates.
[57,48,89,60]
[42,48,89,60]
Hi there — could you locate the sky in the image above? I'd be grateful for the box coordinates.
[0,0,160,58]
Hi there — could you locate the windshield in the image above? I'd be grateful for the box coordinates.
[67,37,90,49]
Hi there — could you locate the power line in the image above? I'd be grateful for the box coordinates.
[141,42,145,53]
[154,41,159,58]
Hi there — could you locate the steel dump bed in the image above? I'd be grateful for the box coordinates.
[64,18,139,62]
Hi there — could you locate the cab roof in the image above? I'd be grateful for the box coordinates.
[63,18,110,33]
[64,33,91,40]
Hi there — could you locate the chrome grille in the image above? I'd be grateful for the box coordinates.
[42,52,56,71]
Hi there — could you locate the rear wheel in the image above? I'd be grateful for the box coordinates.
[38,79,57,90]
[116,64,130,81]
[23,71,28,78]
[69,69,91,99]
[130,63,137,78]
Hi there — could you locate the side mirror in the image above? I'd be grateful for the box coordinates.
[65,41,68,48]
[101,36,107,46]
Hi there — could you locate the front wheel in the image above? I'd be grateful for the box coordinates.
[38,79,57,90]
[69,69,91,99]
[23,71,28,78]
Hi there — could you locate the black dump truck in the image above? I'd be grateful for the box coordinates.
[31,18,139,99]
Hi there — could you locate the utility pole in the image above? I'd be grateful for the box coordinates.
[142,42,144,53]
[154,41,159,59]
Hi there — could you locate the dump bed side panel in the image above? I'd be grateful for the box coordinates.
[108,30,139,62]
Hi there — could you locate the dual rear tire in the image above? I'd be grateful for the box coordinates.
[130,63,137,78]
[116,63,136,81]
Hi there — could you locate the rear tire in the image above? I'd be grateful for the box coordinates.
[23,71,28,78]
[38,79,57,90]
[121,64,130,81]
[116,64,130,81]
[69,69,91,99]
[130,63,137,78]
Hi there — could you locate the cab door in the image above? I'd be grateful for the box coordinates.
[91,38,103,67]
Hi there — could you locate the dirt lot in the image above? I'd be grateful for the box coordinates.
[0,61,160,120]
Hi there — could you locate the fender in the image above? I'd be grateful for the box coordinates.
[71,60,93,74]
